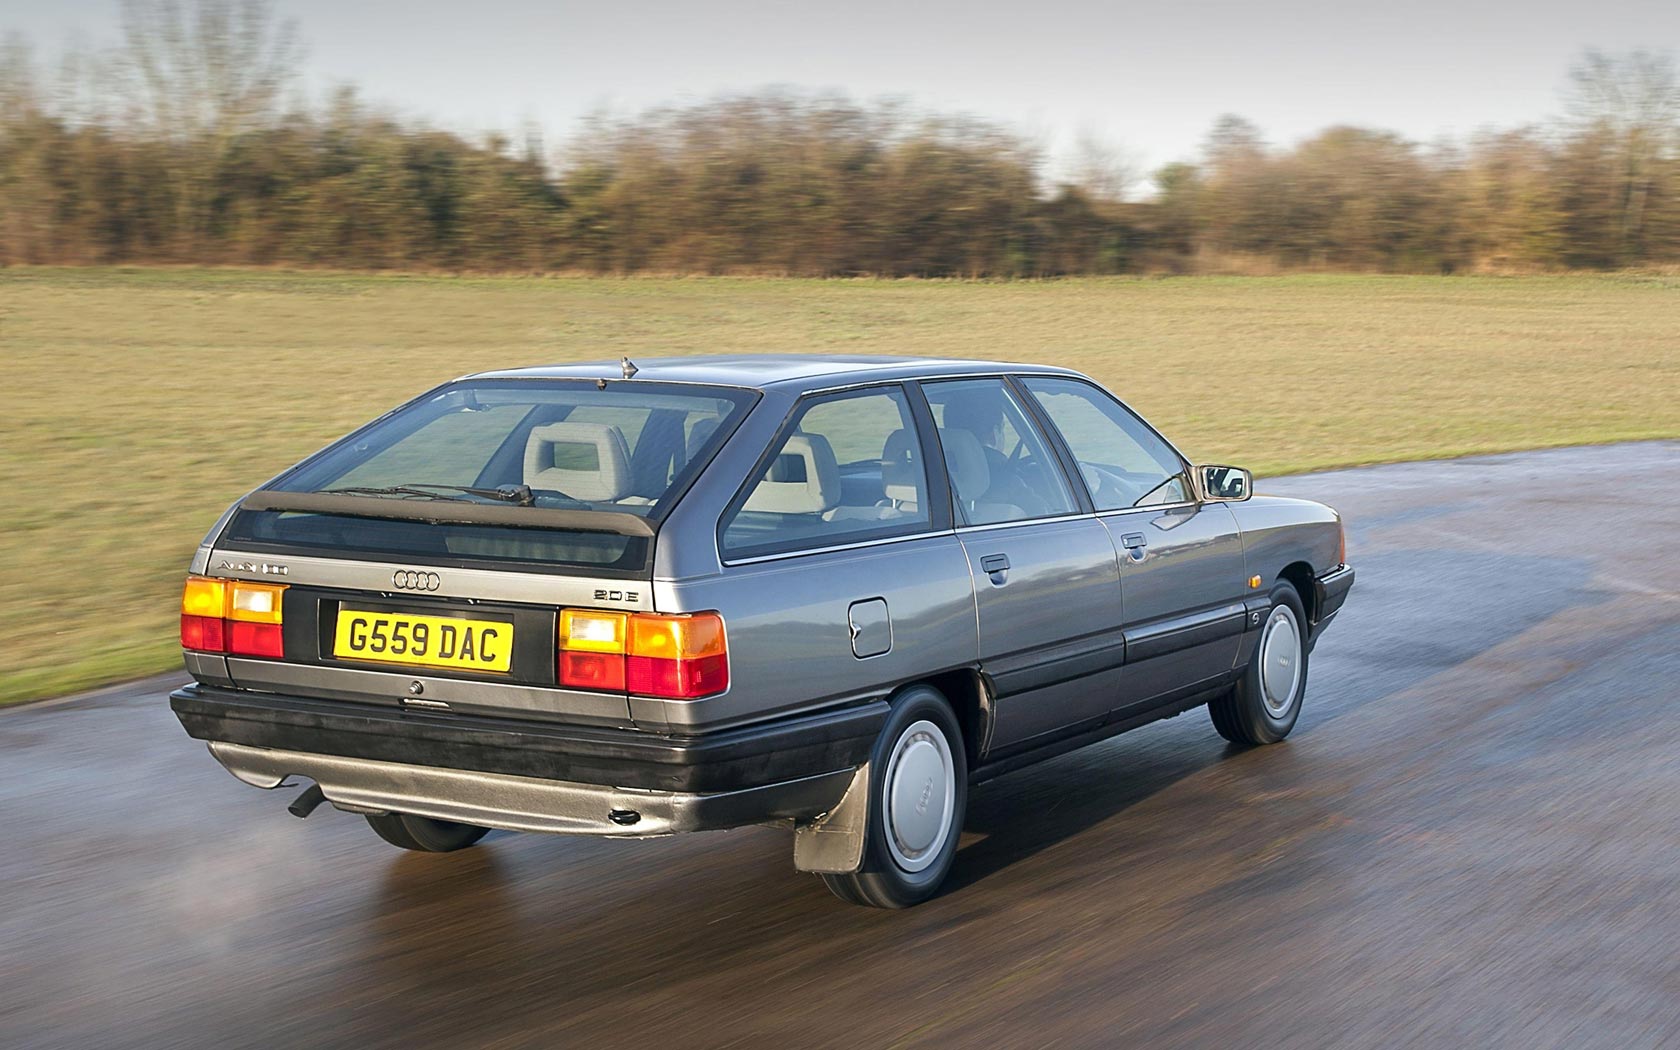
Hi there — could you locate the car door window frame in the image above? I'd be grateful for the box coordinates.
[1013,374,1199,517]
[916,375,1092,531]
[717,382,953,564]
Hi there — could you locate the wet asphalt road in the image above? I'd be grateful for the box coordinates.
[5,442,1679,1050]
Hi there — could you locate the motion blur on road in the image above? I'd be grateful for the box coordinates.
[5,442,1677,1049]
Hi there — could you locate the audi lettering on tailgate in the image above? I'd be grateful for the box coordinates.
[332,607,513,673]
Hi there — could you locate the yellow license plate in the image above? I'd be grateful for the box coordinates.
[333,608,513,673]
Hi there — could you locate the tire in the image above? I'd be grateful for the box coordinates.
[821,685,968,909]
[1210,583,1309,746]
[365,811,490,853]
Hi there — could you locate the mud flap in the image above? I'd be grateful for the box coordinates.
[792,763,870,874]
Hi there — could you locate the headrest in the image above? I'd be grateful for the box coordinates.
[944,394,1003,441]
[939,428,989,502]
[743,433,839,514]
[881,429,922,507]
[523,421,634,502]
[686,416,721,459]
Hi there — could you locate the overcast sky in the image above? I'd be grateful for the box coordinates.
[8,0,1679,179]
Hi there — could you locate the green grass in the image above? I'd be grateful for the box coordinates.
[4,267,1678,704]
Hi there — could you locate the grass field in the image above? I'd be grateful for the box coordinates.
[3,267,1677,704]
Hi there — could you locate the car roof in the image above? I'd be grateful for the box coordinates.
[465,354,1087,390]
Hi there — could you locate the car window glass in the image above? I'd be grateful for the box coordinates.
[276,381,749,517]
[721,386,932,559]
[923,378,1077,526]
[1021,377,1189,510]
[562,403,653,453]
[240,381,753,574]
[331,404,531,490]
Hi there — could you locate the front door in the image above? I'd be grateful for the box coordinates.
[920,378,1126,754]
[1018,377,1250,712]
[1101,502,1249,708]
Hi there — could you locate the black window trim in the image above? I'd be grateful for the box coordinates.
[716,382,950,564]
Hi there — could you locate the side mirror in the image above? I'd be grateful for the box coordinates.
[1197,465,1252,502]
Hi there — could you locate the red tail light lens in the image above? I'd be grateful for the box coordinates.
[229,621,284,659]
[626,651,729,699]
[556,609,728,700]
[180,613,226,652]
[180,576,286,658]
[559,650,627,692]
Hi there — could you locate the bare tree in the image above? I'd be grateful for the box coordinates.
[118,0,301,254]
[120,0,299,138]
[1069,128,1137,205]
[0,32,36,117]
[1564,49,1679,262]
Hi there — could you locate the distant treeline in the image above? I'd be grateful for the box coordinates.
[2,3,1678,275]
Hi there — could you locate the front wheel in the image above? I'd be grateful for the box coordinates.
[365,811,490,853]
[1210,584,1309,745]
[821,685,968,908]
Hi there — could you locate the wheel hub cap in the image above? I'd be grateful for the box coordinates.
[1259,606,1303,717]
[884,720,954,873]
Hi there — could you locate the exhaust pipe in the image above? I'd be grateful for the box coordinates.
[287,782,327,819]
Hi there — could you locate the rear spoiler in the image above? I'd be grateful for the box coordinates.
[240,490,658,538]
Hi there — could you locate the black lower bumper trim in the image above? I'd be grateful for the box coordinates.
[1311,564,1355,644]
[1315,565,1355,621]
[171,685,885,793]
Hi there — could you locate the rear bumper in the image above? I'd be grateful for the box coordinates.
[205,741,855,837]
[171,684,884,836]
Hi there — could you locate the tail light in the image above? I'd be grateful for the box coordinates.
[558,610,629,692]
[181,576,287,658]
[558,609,728,700]
[627,614,729,699]
[1337,516,1348,566]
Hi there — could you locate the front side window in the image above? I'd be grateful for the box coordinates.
[721,386,932,559]
[921,378,1077,526]
[1021,377,1190,510]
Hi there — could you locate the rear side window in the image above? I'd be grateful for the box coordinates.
[921,378,1078,525]
[721,386,932,560]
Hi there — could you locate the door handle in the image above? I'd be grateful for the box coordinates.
[979,553,1010,584]
[1120,532,1147,561]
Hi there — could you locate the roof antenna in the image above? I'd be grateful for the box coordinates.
[620,356,639,380]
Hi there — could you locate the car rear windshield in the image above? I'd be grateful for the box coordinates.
[221,380,754,573]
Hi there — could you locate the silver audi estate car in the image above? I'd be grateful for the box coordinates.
[171,355,1353,908]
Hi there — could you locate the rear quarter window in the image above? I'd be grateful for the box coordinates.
[720,385,934,560]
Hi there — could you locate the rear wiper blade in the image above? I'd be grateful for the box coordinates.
[319,483,536,506]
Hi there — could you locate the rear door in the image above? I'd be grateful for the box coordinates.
[664,383,974,733]
[920,378,1126,753]
[1019,377,1250,711]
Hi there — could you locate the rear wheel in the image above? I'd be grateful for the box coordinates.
[365,811,490,853]
[821,685,967,908]
[1210,584,1308,745]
